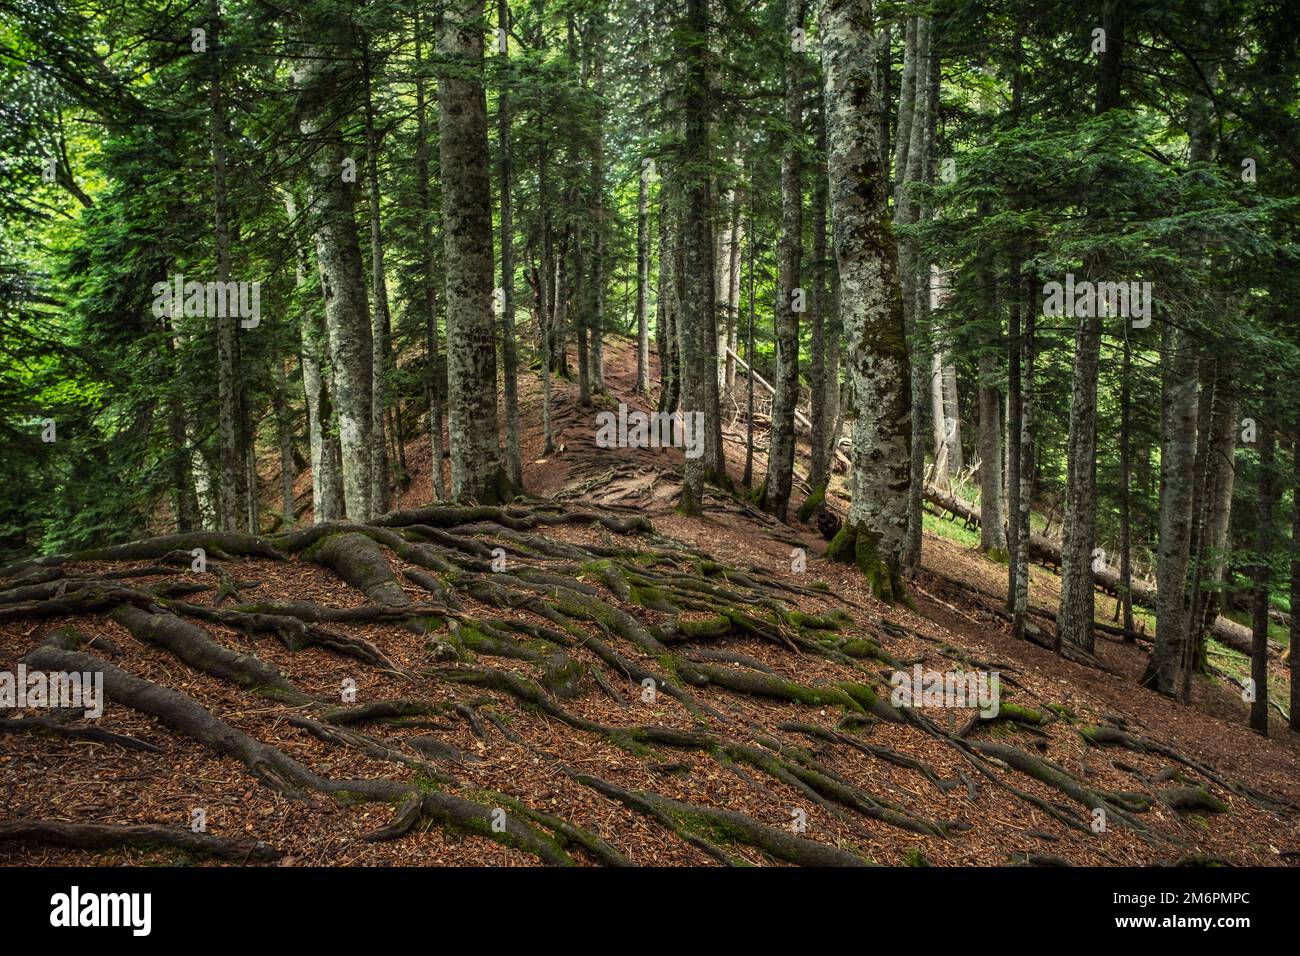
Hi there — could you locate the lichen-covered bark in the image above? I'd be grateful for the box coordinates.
[677,0,714,515]
[762,0,806,522]
[637,157,651,396]
[976,352,1006,553]
[439,0,507,504]
[283,189,343,522]
[296,9,373,521]
[820,0,912,600]
[498,0,523,489]
[1056,309,1102,654]
[1142,322,1199,694]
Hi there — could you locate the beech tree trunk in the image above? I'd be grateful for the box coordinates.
[1056,0,1125,654]
[438,0,506,504]
[677,0,713,515]
[820,0,912,602]
[761,0,806,522]
[296,7,373,522]
[362,36,392,516]
[1249,417,1275,735]
[636,157,651,396]
[209,0,244,532]
[498,0,523,489]
[414,12,447,500]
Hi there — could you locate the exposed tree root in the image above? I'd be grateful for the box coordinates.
[0,821,282,862]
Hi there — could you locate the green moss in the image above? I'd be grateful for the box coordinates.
[797,481,828,523]
[678,614,733,638]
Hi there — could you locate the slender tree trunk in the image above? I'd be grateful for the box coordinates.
[656,192,680,415]
[1290,436,1300,734]
[497,0,523,489]
[898,17,930,568]
[1249,417,1275,735]
[414,11,447,500]
[977,354,1006,553]
[282,190,343,522]
[297,8,373,522]
[744,180,756,488]
[637,157,651,396]
[209,0,243,532]
[808,114,832,496]
[677,0,713,515]
[576,221,591,407]
[1057,0,1125,653]
[1012,269,1035,638]
[589,12,606,394]
[274,358,297,528]
[761,0,806,522]
[362,35,392,516]
[892,16,917,203]
[1118,325,1135,634]
[820,0,912,602]
[1142,321,1200,693]
[439,0,506,503]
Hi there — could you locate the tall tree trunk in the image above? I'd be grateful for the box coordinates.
[414,11,447,500]
[808,113,833,496]
[761,0,806,522]
[820,0,912,603]
[1056,0,1126,654]
[576,220,591,407]
[1012,268,1035,638]
[1145,59,1211,695]
[1290,436,1300,734]
[744,178,756,488]
[898,16,930,568]
[1118,325,1135,633]
[637,156,651,396]
[209,0,244,532]
[438,0,507,503]
[725,188,742,392]
[1142,321,1200,693]
[166,330,200,532]
[497,0,523,488]
[1249,417,1275,736]
[297,7,373,521]
[677,0,714,515]
[656,191,680,415]
[892,16,917,202]
[274,357,297,528]
[282,189,343,522]
[362,35,392,516]
[977,353,1005,553]
[589,10,606,394]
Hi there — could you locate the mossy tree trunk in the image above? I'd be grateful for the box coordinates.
[820,0,912,602]
[438,0,508,504]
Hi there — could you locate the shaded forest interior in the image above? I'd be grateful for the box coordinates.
[2,0,1300,866]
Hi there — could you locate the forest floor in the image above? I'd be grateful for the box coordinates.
[2,335,1298,867]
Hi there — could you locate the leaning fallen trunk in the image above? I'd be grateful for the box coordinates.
[923,485,1271,658]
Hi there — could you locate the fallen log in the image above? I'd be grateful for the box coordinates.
[923,486,1272,658]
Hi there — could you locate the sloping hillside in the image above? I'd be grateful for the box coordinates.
[2,337,1298,867]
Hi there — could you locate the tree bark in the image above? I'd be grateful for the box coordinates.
[637,157,652,396]
[497,0,523,489]
[1249,417,1274,735]
[1056,0,1125,654]
[414,11,447,500]
[209,0,244,532]
[677,0,714,515]
[820,0,912,602]
[362,35,392,516]
[438,0,507,504]
[297,7,373,521]
[761,0,806,522]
